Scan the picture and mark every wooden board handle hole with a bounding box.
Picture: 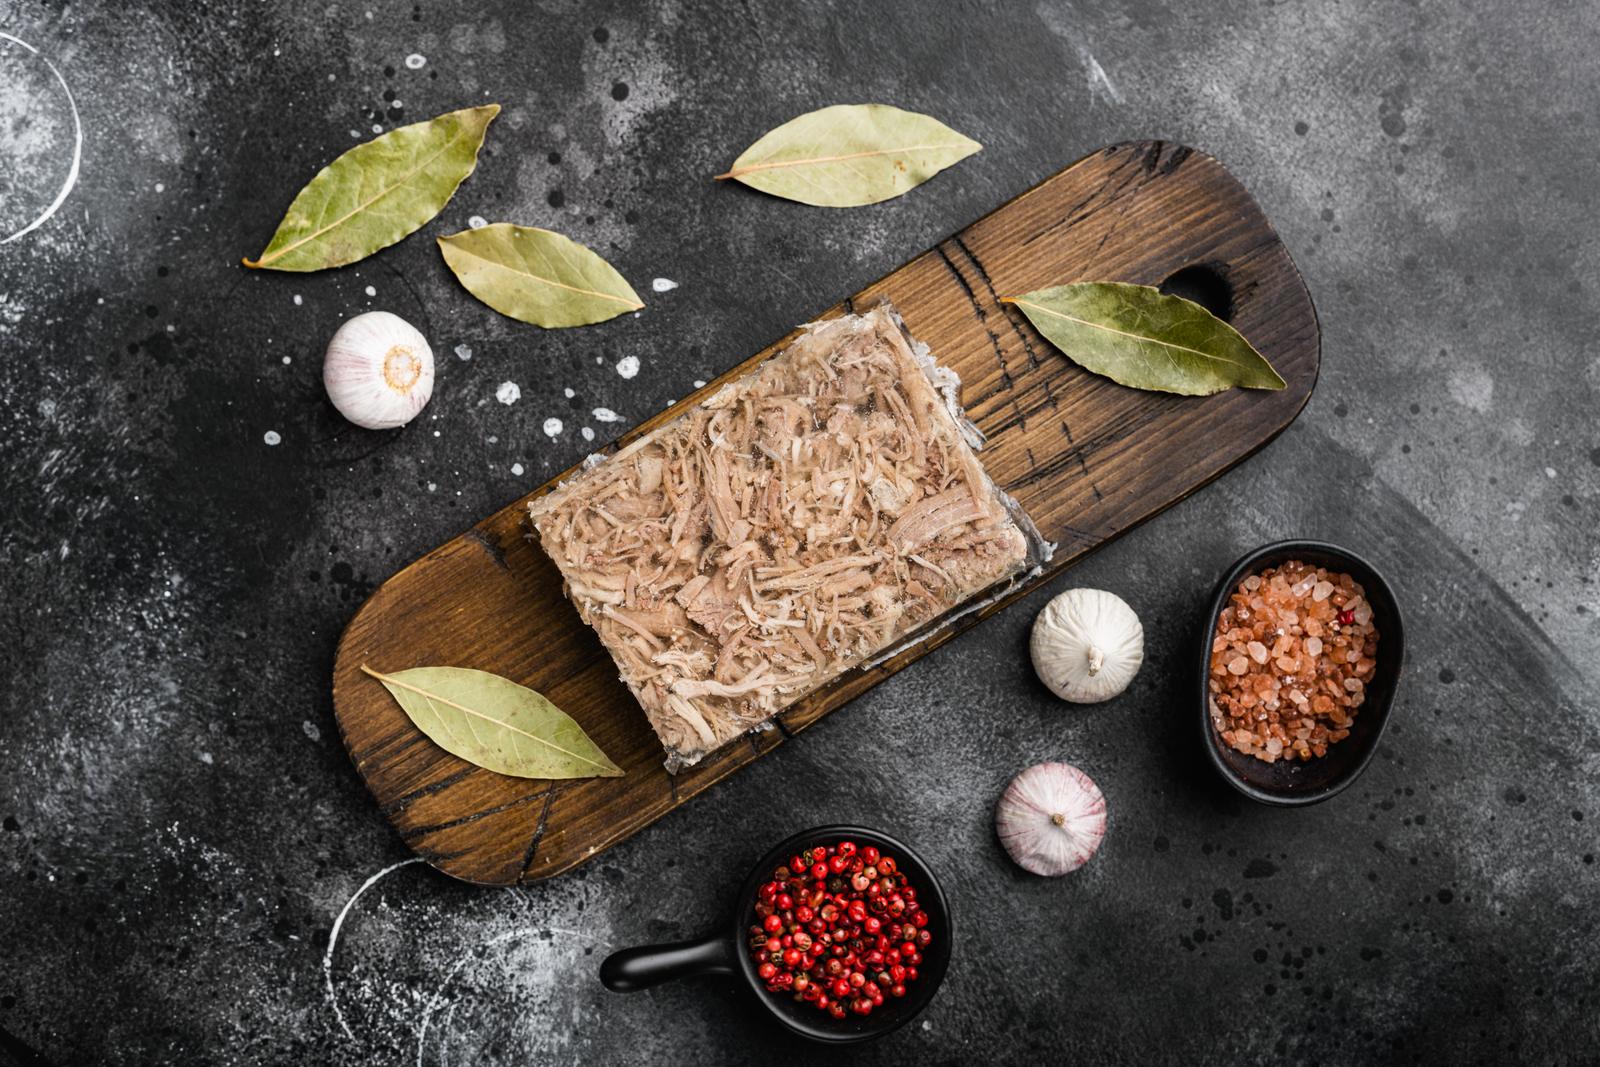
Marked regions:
[1159,263,1233,322]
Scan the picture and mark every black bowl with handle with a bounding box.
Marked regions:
[599,824,952,1044]
[1199,539,1405,806]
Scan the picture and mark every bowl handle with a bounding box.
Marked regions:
[599,932,736,993]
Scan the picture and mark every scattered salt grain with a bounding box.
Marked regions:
[581,427,595,441]
[592,407,621,423]
[468,215,488,229]
[651,277,679,292]
[543,417,563,438]
[511,462,524,476]
[496,381,521,405]
[364,285,377,297]
[615,355,640,379]
[405,53,426,69]
[454,344,473,361]
[263,430,281,446]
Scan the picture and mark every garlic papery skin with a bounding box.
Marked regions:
[996,762,1107,876]
[1030,587,1144,703]
[323,311,435,430]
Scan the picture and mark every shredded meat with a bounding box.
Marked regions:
[529,305,1033,771]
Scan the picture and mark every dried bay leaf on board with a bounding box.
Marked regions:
[715,103,981,207]
[437,223,644,327]
[362,665,624,779]
[243,104,499,272]
[1001,282,1286,396]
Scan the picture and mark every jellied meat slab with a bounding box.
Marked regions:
[529,305,1038,770]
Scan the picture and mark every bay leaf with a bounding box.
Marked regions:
[362,664,623,779]
[1001,282,1286,396]
[437,223,644,327]
[715,103,981,207]
[243,104,499,272]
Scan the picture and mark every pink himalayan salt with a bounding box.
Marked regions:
[1207,560,1380,764]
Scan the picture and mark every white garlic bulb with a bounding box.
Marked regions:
[1030,587,1144,703]
[323,311,435,429]
[995,762,1107,876]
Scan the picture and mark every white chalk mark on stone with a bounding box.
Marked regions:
[651,277,679,292]
[414,926,610,1067]
[325,856,426,1042]
[0,33,84,245]
[1078,49,1123,105]
[1032,6,1125,107]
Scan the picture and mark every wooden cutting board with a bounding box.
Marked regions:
[332,141,1320,885]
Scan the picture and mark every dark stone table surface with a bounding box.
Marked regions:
[3,1,1597,1063]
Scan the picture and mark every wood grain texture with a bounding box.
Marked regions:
[332,141,1320,885]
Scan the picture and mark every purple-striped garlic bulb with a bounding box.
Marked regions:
[323,311,434,430]
[995,762,1107,876]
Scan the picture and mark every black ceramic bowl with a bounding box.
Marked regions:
[1200,540,1405,805]
[599,824,952,1043]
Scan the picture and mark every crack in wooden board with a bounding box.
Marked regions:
[330,141,1321,885]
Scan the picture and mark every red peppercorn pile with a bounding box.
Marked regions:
[748,841,932,1019]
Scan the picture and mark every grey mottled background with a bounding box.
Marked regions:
[2,0,1597,1063]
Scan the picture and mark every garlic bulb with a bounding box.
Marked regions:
[323,311,435,429]
[995,762,1106,876]
[1030,587,1144,703]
